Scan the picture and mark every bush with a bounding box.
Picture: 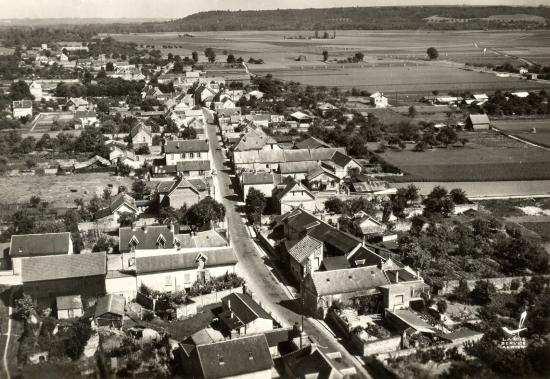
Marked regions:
[436,299,448,314]
[470,280,496,305]
[142,309,155,321]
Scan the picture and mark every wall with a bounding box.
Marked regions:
[241,318,274,335]
[24,275,106,307]
[137,265,235,292]
[351,334,402,357]
[438,275,540,295]
[189,286,243,308]
[105,275,137,302]
[169,188,200,209]
[243,183,274,199]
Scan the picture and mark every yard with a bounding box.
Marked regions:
[375,131,550,182]
[492,119,550,148]
[0,173,134,207]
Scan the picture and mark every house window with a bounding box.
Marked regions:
[395,295,404,305]
[165,275,172,287]
[184,273,191,283]
[189,153,194,158]
[199,170,204,175]
[181,153,185,158]
[68,309,74,318]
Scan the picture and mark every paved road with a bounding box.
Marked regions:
[205,123,371,378]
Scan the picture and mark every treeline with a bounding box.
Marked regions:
[469,90,550,116]
[55,77,146,98]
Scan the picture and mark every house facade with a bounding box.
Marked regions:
[165,139,210,165]
[12,100,33,119]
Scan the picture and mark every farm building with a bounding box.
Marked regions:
[12,100,32,119]
[94,192,139,223]
[241,172,277,199]
[94,294,125,328]
[219,293,274,336]
[152,177,203,209]
[131,123,153,147]
[10,232,73,275]
[56,295,83,319]
[466,114,491,130]
[369,92,388,108]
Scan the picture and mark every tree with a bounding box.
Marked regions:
[324,197,348,214]
[204,48,216,63]
[14,293,35,320]
[322,50,329,62]
[423,186,454,217]
[184,197,225,230]
[10,80,33,100]
[105,62,115,71]
[470,280,496,305]
[436,299,448,314]
[134,145,150,155]
[29,195,41,208]
[191,51,199,63]
[96,99,110,114]
[245,188,267,225]
[118,212,136,227]
[408,105,418,118]
[450,188,468,204]
[131,180,149,200]
[180,127,197,140]
[226,54,236,64]
[436,126,458,146]
[354,52,364,62]
[427,47,439,60]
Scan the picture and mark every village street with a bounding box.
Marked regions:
[205,122,372,378]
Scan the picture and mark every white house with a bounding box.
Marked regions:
[165,139,210,165]
[74,110,98,128]
[131,123,153,147]
[325,151,362,179]
[94,192,140,223]
[135,247,238,292]
[29,81,43,100]
[12,100,33,119]
[241,172,276,199]
[369,92,388,108]
[274,179,317,214]
[220,293,274,336]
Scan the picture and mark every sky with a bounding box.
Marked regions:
[0,0,547,19]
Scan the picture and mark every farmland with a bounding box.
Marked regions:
[108,29,550,96]
[374,131,550,182]
[492,119,550,148]
[0,173,133,207]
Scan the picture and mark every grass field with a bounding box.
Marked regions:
[376,131,550,181]
[0,173,134,207]
[109,30,550,92]
[492,119,550,148]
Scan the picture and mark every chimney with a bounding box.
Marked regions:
[396,271,399,283]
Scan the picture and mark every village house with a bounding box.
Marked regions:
[56,295,83,319]
[165,139,209,165]
[135,247,238,291]
[94,192,139,223]
[131,123,153,147]
[151,177,203,209]
[29,81,42,100]
[273,178,317,214]
[233,127,280,152]
[304,166,340,193]
[176,160,211,177]
[194,84,217,104]
[324,151,362,179]
[65,97,90,111]
[219,293,274,336]
[74,110,98,128]
[177,334,273,379]
[340,212,388,243]
[317,102,338,115]
[10,232,73,275]
[109,147,143,170]
[241,172,277,199]
[119,224,178,254]
[12,100,33,119]
[465,113,491,130]
[285,235,324,283]
[295,136,331,150]
[369,92,388,108]
[282,344,357,378]
[21,252,107,306]
[94,294,125,328]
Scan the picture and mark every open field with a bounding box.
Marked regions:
[0,173,133,207]
[492,119,550,148]
[375,131,550,182]
[108,30,550,95]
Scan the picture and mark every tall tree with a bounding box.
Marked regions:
[204,48,216,63]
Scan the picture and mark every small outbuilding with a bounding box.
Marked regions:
[465,114,491,130]
[56,295,83,319]
[94,294,125,328]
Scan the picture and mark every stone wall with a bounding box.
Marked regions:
[351,334,402,356]
[438,275,539,295]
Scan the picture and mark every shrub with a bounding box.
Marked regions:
[142,309,155,321]
[436,299,448,314]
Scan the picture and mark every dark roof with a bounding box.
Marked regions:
[295,137,330,150]
[119,225,176,251]
[222,293,272,324]
[130,123,151,138]
[386,269,417,283]
[286,235,322,264]
[10,232,71,258]
[321,256,350,271]
[94,294,125,318]
[283,345,345,379]
[12,100,32,109]
[331,151,352,168]
[135,247,238,274]
[165,139,209,154]
[176,160,211,172]
[21,252,106,283]
[241,172,274,185]
[95,193,137,219]
[195,335,273,379]
[56,295,82,310]
[187,178,208,192]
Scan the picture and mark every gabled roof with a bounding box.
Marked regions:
[221,293,272,325]
[321,256,350,271]
[234,128,277,152]
[130,123,152,138]
[290,111,312,121]
[279,161,319,174]
[306,166,340,182]
[194,335,273,379]
[295,136,331,150]
[310,148,346,161]
[74,110,97,118]
[119,225,176,251]
[10,232,71,258]
[309,266,390,296]
[95,192,137,219]
[286,235,322,264]
[467,113,490,124]
[135,247,238,274]
[165,139,209,154]
[21,252,106,283]
[12,100,32,109]
[94,294,125,317]
[284,149,312,162]
[331,151,353,168]
[68,97,88,106]
[275,179,315,201]
[283,344,350,379]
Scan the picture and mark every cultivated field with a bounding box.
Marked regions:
[0,173,133,207]
[375,131,550,182]
[492,119,550,148]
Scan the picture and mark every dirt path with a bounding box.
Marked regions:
[2,287,13,379]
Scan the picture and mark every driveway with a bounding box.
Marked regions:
[205,123,371,378]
